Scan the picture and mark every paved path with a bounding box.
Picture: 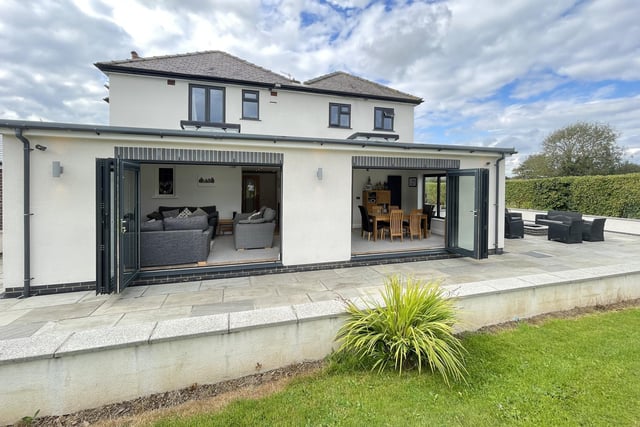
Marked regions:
[1,232,639,341]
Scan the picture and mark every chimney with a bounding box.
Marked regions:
[131,51,140,59]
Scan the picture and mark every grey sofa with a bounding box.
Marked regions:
[149,205,219,237]
[233,207,277,250]
[535,210,583,243]
[140,215,213,267]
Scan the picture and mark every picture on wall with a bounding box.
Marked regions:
[158,167,174,195]
[197,176,216,186]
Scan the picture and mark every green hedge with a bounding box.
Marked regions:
[506,173,640,218]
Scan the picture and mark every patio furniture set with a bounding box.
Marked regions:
[504,209,606,244]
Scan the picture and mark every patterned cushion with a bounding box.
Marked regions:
[248,211,261,220]
[177,208,192,218]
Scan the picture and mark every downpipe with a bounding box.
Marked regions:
[494,153,505,254]
[15,128,32,298]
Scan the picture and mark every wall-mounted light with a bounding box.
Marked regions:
[35,144,47,151]
[316,167,323,181]
[52,161,64,177]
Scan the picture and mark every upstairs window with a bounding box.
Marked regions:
[189,85,225,123]
[329,103,351,128]
[374,107,394,131]
[242,90,259,119]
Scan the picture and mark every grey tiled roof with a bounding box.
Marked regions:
[304,72,422,103]
[96,51,422,104]
[95,50,294,86]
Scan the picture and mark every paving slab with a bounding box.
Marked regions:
[116,306,192,326]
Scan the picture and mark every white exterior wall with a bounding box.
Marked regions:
[1,130,506,290]
[107,73,415,142]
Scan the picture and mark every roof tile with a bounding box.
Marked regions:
[96,51,422,103]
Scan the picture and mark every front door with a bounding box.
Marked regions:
[445,168,489,259]
[96,158,140,293]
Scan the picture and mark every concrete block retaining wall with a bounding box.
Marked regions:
[1,264,640,424]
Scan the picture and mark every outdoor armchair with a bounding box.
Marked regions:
[505,210,524,239]
[582,218,606,241]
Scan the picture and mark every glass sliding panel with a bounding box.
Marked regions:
[210,88,224,123]
[117,161,140,292]
[446,169,489,259]
[457,174,475,251]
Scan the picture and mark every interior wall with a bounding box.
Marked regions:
[351,169,424,227]
[140,164,242,220]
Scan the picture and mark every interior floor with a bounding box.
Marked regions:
[351,228,444,255]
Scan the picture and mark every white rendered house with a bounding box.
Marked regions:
[0,51,515,297]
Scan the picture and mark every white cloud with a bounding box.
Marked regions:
[0,0,639,174]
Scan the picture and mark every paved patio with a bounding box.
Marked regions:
[1,231,639,341]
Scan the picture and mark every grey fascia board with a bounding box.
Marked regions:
[0,119,517,156]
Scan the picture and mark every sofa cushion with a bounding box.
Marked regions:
[248,211,261,220]
[239,218,267,224]
[200,205,217,215]
[141,219,164,232]
[162,208,180,218]
[164,215,208,231]
[262,208,276,222]
[192,207,208,217]
[177,208,192,218]
[146,211,163,221]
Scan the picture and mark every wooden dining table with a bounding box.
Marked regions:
[368,211,428,241]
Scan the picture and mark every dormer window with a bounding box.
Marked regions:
[374,107,394,131]
[329,103,351,128]
[189,84,225,123]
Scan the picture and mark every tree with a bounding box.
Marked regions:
[514,122,624,178]
[512,153,553,179]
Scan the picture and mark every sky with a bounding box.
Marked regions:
[1,0,639,174]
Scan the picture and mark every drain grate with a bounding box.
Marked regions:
[524,251,552,258]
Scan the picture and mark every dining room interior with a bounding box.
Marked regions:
[351,168,446,256]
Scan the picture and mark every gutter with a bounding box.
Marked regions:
[495,153,505,254]
[0,120,518,156]
[14,128,31,298]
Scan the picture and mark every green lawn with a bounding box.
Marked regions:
[154,308,640,426]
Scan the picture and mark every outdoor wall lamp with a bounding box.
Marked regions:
[52,161,64,177]
[35,144,47,151]
[316,167,323,180]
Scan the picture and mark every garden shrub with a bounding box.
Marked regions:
[335,275,467,385]
[506,172,640,218]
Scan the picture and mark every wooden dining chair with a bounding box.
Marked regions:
[388,209,404,241]
[407,212,422,240]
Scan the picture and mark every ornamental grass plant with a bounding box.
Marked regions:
[335,275,467,385]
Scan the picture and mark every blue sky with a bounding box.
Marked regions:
[1,0,639,174]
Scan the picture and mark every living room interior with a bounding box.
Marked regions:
[139,163,282,270]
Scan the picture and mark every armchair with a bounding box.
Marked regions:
[582,218,606,242]
[233,207,277,250]
[536,210,583,243]
[505,210,524,239]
